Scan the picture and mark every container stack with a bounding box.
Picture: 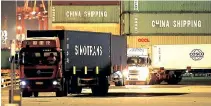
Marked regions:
[51,1,121,35]
[121,0,211,50]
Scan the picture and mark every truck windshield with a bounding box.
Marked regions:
[127,57,147,67]
[20,48,60,65]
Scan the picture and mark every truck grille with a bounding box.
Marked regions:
[129,78,138,80]
[24,69,54,78]
[29,80,53,89]
[129,70,139,74]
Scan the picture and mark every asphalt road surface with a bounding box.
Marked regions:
[2,78,211,106]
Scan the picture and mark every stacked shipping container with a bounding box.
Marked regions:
[51,1,121,35]
[121,0,211,48]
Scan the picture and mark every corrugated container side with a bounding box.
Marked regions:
[127,36,211,48]
[121,13,129,35]
[52,23,120,35]
[122,13,211,35]
[1,49,11,69]
[52,6,120,23]
[122,1,211,12]
[65,31,111,71]
[52,1,120,5]
[111,36,127,66]
[152,44,211,69]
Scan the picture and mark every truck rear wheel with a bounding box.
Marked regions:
[69,77,82,94]
[22,90,32,97]
[91,77,109,96]
[56,78,68,97]
[33,92,39,97]
[167,73,182,85]
[146,74,157,85]
[56,90,63,97]
[63,78,68,96]
[115,79,124,86]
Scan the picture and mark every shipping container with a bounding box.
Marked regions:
[152,44,211,69]
[1,49,11,69]
[121,0,211,13]
[52,5,120,23]
[52,1,120,5]
[27,30,127,75]
[122,13,211,35]
[127,35,211,48]
[52,23,120,35]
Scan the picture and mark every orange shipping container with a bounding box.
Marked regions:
[52,23,120,35]
[127,35,211,48]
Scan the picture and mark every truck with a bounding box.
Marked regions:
[148,44,211,85]
[124,48,151,85]
[13,30,127,97]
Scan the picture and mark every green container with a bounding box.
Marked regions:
[121,0,211,12]
[52,5,120,23]
[1,49,11,69]
[122,13,211,35]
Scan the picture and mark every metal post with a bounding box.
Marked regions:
[10,40,15,103]
[9,40,22,105]
[48,0,52,30]
[13,59,16,90]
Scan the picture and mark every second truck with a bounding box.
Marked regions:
[14,30,127,97]
[148,44,211,85]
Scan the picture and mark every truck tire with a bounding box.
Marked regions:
[22,90,32,97]
[69,77,82,94]
[56,90,63,97]
[167,79,179,85]
[63,78,68,96]
[56,79,68,97]
[115,79,124,86]
[33,92,39,97]
[70,86,82,94]
[167,73,181,85]
[147,74,157,85]
[91,77,109,96]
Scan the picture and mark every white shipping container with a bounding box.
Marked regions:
[152,44,211,70]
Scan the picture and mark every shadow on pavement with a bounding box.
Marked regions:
[25,93,189,98]
[71,92,189,98]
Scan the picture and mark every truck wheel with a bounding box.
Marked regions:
[63,78,68,96]
[167,74,181,85]
[91,78,109,96]
[70,86,82,94]
[22,90,32,97]
[147,74,157,85]
[167,79,179,85]
[56,78,68,97]
[167,78,180,84]
[115,79,124,86]
[33,92,39,97]
[69,77,82,94]
[56,90,63,97]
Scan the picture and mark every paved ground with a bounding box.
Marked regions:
[2,78,211,106]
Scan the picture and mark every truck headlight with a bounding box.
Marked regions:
[123,69,129,77]
[1,78,4,83]
[52,81,58,85]
[20,81,26,86]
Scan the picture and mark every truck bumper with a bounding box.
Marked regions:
[125,80,146,85]
[20,79,62,92]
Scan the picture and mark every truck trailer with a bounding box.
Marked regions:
[148,44,211,84]
[14,30,127,97]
